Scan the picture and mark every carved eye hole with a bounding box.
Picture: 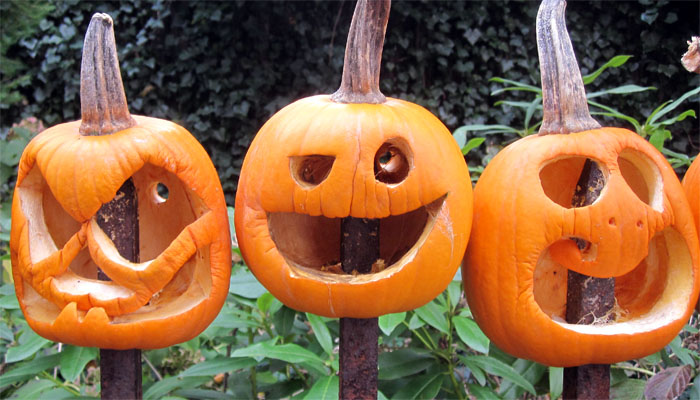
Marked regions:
[375,139,412,184]
[290,155,335,188]
[618,149,663,212]
[539,156,606,208]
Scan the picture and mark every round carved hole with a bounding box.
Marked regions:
[290,155,335,189]
[375,139,412,184]
[152,182,170,203]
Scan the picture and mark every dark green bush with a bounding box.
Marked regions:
[1,0,698,203]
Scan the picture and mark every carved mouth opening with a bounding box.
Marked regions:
[533,227,692,332]
[267,195,446,276]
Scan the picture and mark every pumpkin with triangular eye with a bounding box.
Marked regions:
[10,14,230,350]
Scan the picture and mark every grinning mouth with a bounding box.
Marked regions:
[267,195,447,278]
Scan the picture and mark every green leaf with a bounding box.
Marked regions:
[549,367,563,400]
[0,354,61,387]
[378,348,433,380]
[460,355,536,395]
[461,137,485,156]
[306,313,333,357]
[657,109,696,127]
[407,313,425,330]
[229,268,267,298]
[392,371,444,400]
[208,308,258,330]
[144,376,210,400]
[172,388,231,400]
[257,292,280,314]
[453,316,489,354]
[5,330,51,363]
[413,301,449,334]
[0,294,20,309]
[668,337,695,366]
[179,357,257,377]
[0,321,14,341]
[581,55,632,85]
[454,124,521,136]
[647,86,700,125]
[59,345,97,382]
[273,306,297,336]
[303,375,338,400]
[610,378,646,400]
[648,129,671,151]
[378,312,406,336]
[452,126,467,148]
[499,359,545,399]
[467,384,500,399]
[586,84,655,99]
[231,340,326,373]
[7,379,59,399]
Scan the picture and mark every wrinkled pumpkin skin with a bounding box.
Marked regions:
[463,128,699,367]
[682,156,700,311]
[235,95,472,318]
[11,116,231,349]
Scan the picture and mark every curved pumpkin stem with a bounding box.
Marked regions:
[330,0,390,104]
[79,13,136,136]
[536,0,600,135]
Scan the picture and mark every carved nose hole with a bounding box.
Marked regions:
[540,157,606,208]
[375,139,412,184]
[609,218,616,226]
[290,155,335,189]
[152,182,169,203]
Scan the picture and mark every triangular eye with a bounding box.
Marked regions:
[290,155,335,188]
[18,166,83,267]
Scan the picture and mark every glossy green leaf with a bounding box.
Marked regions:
[378,349,433,380]
[231,339,325,373]
[549,366,563,400]
[303,375,338,400]
[453,316,489,354]
[414,301,449,334]
[144,376,210,400]
[461,355,535,395]
[499,359,545,399]
[461,137,485,156]
[392,371,443,400]
[229,268,267,298]
[0,354,61,387]
[582,55,632,84]
[610,378,645,400]
[179,357,257,377]
[7,379,60,399]
[467,383,500,400]
[306,313,333,357]
[378,312,406,337]
[59,345,97,382]
[5,330,51,363]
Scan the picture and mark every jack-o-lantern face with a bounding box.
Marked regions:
[682,156,700,311]
[10,116,231,349]
[463,128,700,367]
[235,95,472,318]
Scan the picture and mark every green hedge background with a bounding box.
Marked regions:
[2,0,698,203]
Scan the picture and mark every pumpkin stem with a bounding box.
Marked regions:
[330,0,390,104]
[79,13,136,136]
[536,0,600,135]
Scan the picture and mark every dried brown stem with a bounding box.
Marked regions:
[331,0,390,104]
[536,0,600,135]
[79,13,136,136]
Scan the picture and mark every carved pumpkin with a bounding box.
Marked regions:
[10,15,230,349]
[462,0,699,367]
[682,156,700,312]
[234,0,472,318]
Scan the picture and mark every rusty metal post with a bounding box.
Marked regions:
[96,179,142,400]
[339,217,379,399]
[562,161,613,400]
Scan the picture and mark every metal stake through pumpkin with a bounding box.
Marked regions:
[537,0,611,397]
[80,14,141,400]
[333,1,390,398]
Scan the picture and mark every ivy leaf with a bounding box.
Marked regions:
[644,365,692,400]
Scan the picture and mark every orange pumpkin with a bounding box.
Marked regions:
[682,156,700,311]
[234,0,472,318]
[10,14,230,349]
[462,0,699,367]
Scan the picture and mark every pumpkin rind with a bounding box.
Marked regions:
[235,95,472,318]
[10,116,231,349]
[463,127,700,367]
[682,156,700,311]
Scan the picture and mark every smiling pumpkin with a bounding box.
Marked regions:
[234,95,472,318]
